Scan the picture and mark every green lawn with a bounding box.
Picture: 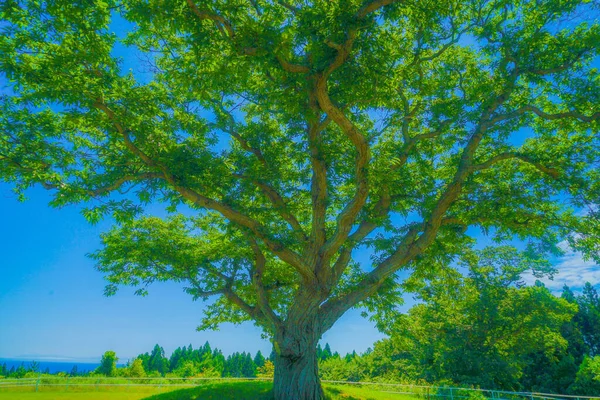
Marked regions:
[0,381,418,400]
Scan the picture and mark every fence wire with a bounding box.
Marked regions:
[0,376,598,400]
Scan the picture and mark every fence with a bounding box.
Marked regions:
[1,376,599,400]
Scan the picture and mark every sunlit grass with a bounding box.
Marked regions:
[0,384,181,399]
[0,380,420,399]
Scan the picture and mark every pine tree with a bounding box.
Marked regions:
[148,344,168,375]
[169,347,182,372]
[254,351,266,368]
[578,283,600,356]
[321,344,333,361]
[242,352,257,377]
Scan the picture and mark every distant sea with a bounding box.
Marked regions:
[0,358,113,374]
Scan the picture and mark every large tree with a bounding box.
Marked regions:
[1,0,599,398]
[372,247,578,390]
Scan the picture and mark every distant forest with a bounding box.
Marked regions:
[2,282,599,396]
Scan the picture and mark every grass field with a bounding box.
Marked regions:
[0,380,418,399]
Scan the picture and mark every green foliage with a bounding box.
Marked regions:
[97,351,118,377]
[1,0,599,336]
[570,356,600,395]
[578,283,600,356]
[2,1,600,395]
[253,351,266,368]
[257,360,275,378]
[124,358,146,378]
[374,247,578,390]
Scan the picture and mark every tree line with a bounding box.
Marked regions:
[2,277,599,395]
[0,342,338,380]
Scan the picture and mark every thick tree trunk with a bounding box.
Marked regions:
[272,335,324,400]
[272,292,325,400]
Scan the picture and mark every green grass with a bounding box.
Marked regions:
[0,385,182,399]
[0,381,419,400]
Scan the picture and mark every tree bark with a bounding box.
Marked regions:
[272,294,325,400]
[272,333,324,400]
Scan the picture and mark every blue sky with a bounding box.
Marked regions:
[0,12,390,363]
[1,184,597,363]
[1,9,599,364]
[0,184,390,361]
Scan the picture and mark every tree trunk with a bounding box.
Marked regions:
[272,294,325,400]
[272,335,324,400]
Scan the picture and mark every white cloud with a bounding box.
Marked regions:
[522,243,600,291]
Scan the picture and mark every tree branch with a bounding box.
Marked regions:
[314,75,370,264]
[186,0,235,38]
[248,236,283,330]
[233,173,308,242]
[307,106,329,257]
[93,101,314,282]
[471,152,561,179]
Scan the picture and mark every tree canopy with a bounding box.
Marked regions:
[375,247,577,390]
[1,0,599,398]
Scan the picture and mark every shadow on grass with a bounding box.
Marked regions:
[143,381,274,400]
[142,380,368,400]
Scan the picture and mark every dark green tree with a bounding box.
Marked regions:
[376,247,578,390]
[578,283,600,356]
[519,285,584,393]
[321,344,333,361]
[2,0,600,398]
[254,351,266,368]
[570,356,600,395]
[27,361,39,373]
[147,344,168,375]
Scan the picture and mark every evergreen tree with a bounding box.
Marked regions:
[148,344,168,375]
[578,283,600,356]
[70,365,78,377]
[27,361,39,373]
[202,341,212,356]
[14,364,26,379]
[254,351,266,368]
[242,352,257,377]
[169,347,183,372]
[0,363,6,376]
[321,344,333,361]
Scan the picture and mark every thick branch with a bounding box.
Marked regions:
[186,0,234,38]
[307,107,329,256]
[357,0,401,18]
[315,76,370,264]
[93,101,314,281]
[248,237,283,330]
